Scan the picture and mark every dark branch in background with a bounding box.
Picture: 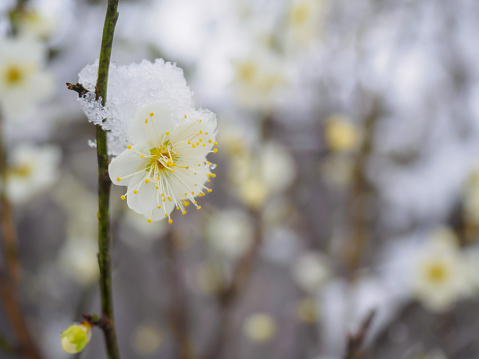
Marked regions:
[164,228,195,359]
[203,210,263,359]
[343,310,376,359]
[0,112,44,359]
[345,98,382,278]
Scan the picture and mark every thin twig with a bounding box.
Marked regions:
[343,310,376,359]
[165,228,195,359]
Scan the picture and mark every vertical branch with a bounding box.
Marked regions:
[203,210,263,359]
[164,228,195,359]
[95,1,120,358]
[344,100,381,278]
[0,123,43,359]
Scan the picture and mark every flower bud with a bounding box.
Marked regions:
[61,322,92,354]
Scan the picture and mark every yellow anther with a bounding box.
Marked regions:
[116,177,121,182]
[156,186,159,189]
[166,131,170,135]
[128,145,132,149]
[207,173,211,177]
[182,211,186,215]
[200,130,203,134]
[145,178,150,183]
[134,190,138,194]
[183,201,190,207]
[191,192,195,195]
[194,201,197,204]
[194,184,197,186]
[211,174,216,178]
[140,155,145,158]
[208,189,212,192]
[121,195,126,200]
[165,214,168,217]
[208,140,212,143]
[184,114,187,118]
[176,206,179,210]
[168,197,172,201]
[203,144,206,147]
[148,219,152,223]
[213,148,218,153]
[207,180,211,183]
[188,141,191,144]
[171,169,175,173]
[199,120,202,123]
[214,142,217,145]
[184,193,187,196]
[207,162,211,165]
[158,205,162,209]
[162,198,166,202]
[199,139,203,142]
[168,219,173,224]
[197,206,201,210]
[150,112,154,116]
[198,164,201,167]
[205,132,208,135]
[145,119,148,123]
[194,173,197,175]
[161,194,165,197]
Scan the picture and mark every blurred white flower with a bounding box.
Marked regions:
[243,313,277,343]
[5,143,61,204]
[229,139,296,209]
[207,208,253,259]
[324,115,360,153]
[411,227,468,312]
[109,102,217,223]
[0,37,54,121]
[285,0,327,54]
[292,251,330,294]
[231,46,287,112]
[16,0,73,42]
[131,324,163,356]
[58,237,99,286]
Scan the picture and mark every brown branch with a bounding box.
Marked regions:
[164,228,195,359]
[202,210,263,359]
[66,83,90,97]
[0,115,43,359]
[344,99,382,278]
[343,310,376,359]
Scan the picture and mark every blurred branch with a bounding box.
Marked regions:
[203,210,263,359]
[344,99,382,278]
[343,310,376,359]
[164,228,195,359]
[0,117,43,359]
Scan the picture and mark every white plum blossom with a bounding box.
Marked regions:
[77,59,218,222]
[4,143,61,204]
[109,102,217,223]
[292,251,330,294]
[0,37,54,121]
[410,228,469,312]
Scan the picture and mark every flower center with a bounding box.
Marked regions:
[9,164,32,178]
[427,262,447,283]
[6,66,23,85]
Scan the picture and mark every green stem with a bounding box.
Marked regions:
[95,1,120,359]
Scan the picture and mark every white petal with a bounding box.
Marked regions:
[109,144,150,186]
[126,172,156,214]
[129,103,177,144]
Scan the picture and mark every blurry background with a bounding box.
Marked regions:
[1,0,479,358]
